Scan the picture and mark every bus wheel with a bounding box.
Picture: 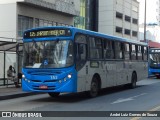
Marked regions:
[88,77,99,97]
[156,75,160,79]
[48,92,60,97]
[129,72,137,89]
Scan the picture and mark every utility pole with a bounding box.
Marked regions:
[144,0,147,43]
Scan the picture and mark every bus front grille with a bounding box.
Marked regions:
[31,80,57,83]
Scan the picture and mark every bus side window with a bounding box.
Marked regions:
[75,34,87,71]
[115,41,123,59]
[131,44,136,60]
[89,37,102,59]
[76,44,86,60]
[104,39,114,59]
[143,46,148,61]
[124,43,130,60]
[137,46,142,60]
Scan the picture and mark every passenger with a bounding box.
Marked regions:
[7,65,20,88]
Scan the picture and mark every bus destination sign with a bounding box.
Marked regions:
[24,29,72,38]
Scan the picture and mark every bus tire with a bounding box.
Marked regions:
[88,77,99,97]
[48,92,60,97]
[129,72,137,89]
[156,75,160,79]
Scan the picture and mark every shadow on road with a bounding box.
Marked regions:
[29,84,145,103]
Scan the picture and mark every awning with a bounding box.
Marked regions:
[0,38,23,52]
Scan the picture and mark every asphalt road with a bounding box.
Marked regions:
[1,78,160,120]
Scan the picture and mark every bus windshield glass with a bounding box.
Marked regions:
[23,40,74,68]
[149,53,160,68]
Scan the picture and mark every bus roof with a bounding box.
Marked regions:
[24,26,147,46]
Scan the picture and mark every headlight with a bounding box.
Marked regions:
[62,73,72,83]
[22,74,25,78]
[67,74,72,79]
[59,80,62,83]
[24,78,30,83]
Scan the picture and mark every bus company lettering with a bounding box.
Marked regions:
[29,30,65,37]
[105,64,117,71]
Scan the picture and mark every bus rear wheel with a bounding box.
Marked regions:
[156,75,160,79]
[88,77,99,97]
[129,72,137,89]
[48,92,60,97]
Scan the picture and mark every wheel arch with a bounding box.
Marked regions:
[93,73,101,90]
[132,71,137,82]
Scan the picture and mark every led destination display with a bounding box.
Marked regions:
[24,29,72,38]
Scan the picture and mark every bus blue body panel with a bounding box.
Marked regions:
[149,68,160,76]
[22,66,77,93]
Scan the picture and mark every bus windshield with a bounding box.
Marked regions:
[23,40,74,68]
[149,53,160,68]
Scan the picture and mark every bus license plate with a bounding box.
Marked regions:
[39,85,48,89]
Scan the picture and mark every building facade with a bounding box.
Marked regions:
[99,0,139,40]
[0,0,79,81]
[74,0,98,31]
[0,0,79,39]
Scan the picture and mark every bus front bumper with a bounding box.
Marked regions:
[22,79,77,93]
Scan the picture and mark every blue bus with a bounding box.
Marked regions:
[22,26,148,97]
[149,48,160,78]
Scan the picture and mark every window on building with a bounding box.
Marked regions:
[57,23,62,26]
[35,18,58,27]
[132,18,138,24]
[116,26,123,34]
[132,31,138,37]
[125,29,131,35]
[132,6,138,12]
[48,21,53,26]
[125,15,131,22]
[39,19,44,27]
[35,18,39,28]
[116,12,123,19]
[44,20,49,26]
[18,15,33,37]
[61,23,65,26]
[53,22,57,26]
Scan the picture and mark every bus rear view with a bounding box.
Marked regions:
[22,27,76,97]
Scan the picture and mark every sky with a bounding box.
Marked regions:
[138,0,159,24]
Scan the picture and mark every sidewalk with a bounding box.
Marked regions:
[0,85,39,100]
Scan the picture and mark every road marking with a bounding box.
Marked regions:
[130,105,160,120]
[111,93,147,104]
